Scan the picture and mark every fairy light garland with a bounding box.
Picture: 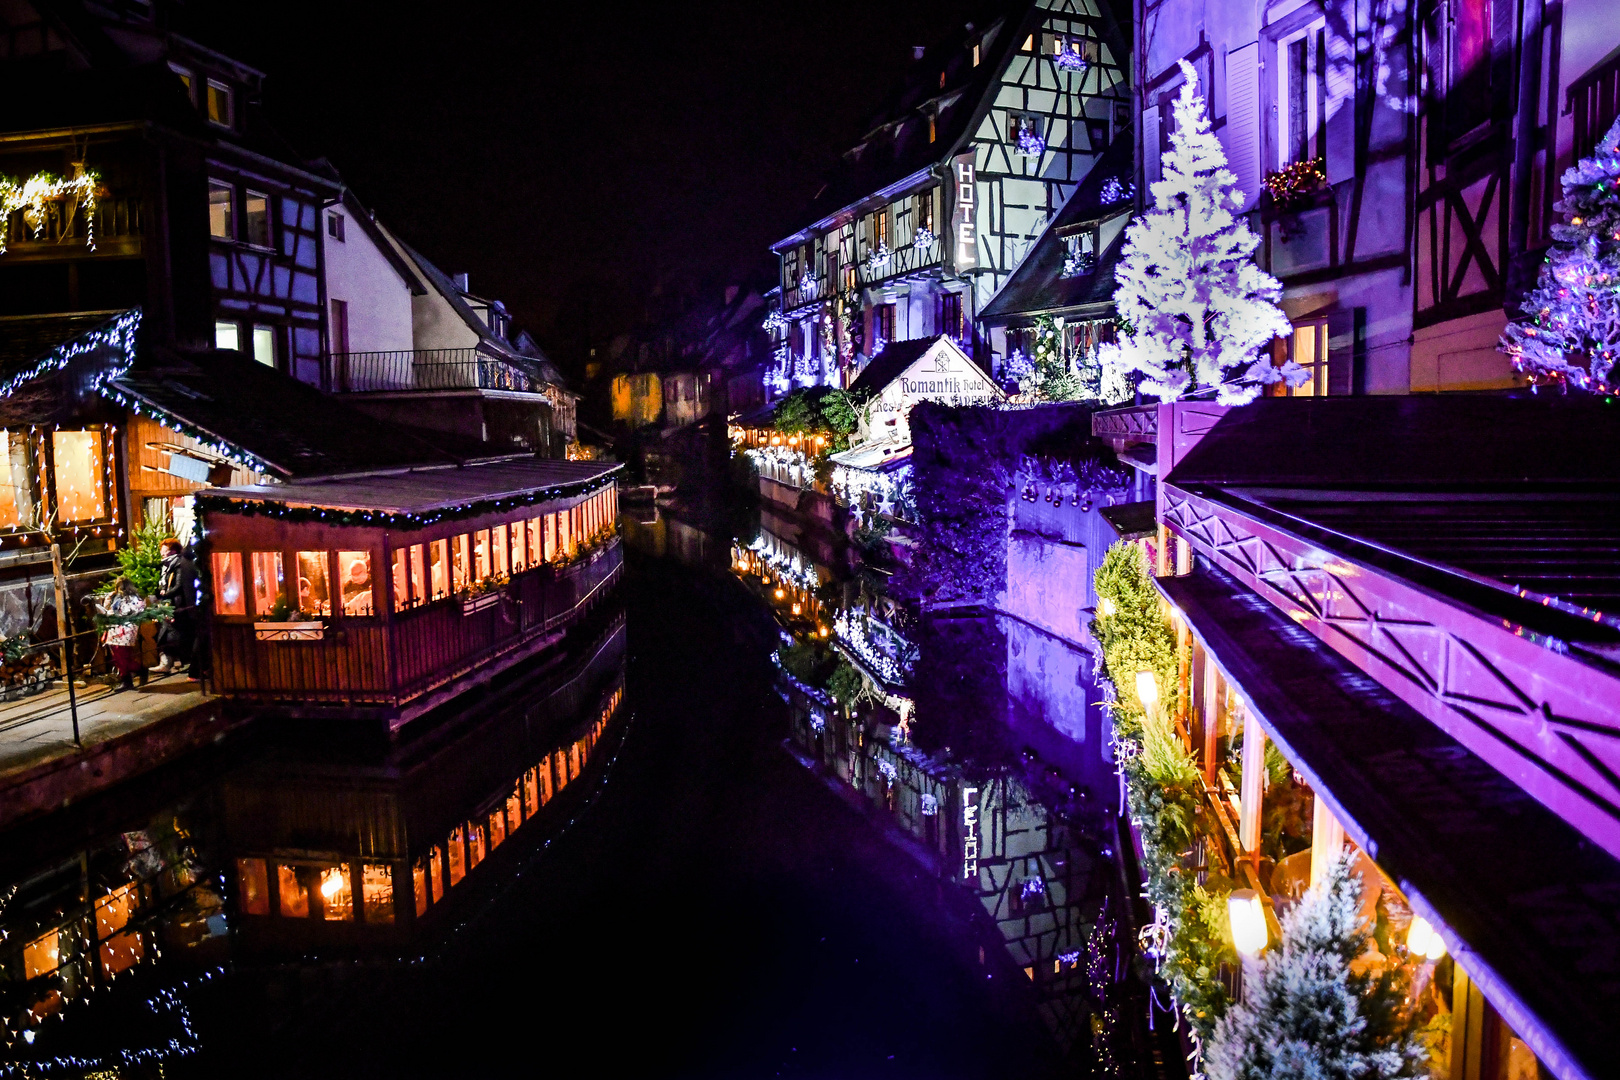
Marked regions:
[0,308,140,398]
[196,471,620,531]
[0,166,101,255]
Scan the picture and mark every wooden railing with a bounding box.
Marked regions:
[1091,403,1158,450]
[856,235,943,288]
[1570,50,1620,162]
[3,196,142,257]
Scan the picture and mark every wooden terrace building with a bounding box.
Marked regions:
[201,458,621,729]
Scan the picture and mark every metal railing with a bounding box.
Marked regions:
[326,348,542,394]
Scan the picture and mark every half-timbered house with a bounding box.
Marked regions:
[769,0,1132,390]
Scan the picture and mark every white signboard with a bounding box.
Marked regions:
[861,338,1005,444]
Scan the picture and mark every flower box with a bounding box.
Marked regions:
[460,592,500,615]
[254,620,324,642]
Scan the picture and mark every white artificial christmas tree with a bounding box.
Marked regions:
[1098,61,1300,404]
[1203,852,1426,1080]
[1500,116,1620,390]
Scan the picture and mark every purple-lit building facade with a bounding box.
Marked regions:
[766,0,1133,393]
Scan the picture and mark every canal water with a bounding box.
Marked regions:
[0,509,1163,1079]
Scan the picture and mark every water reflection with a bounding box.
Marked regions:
[0,610,628,1072]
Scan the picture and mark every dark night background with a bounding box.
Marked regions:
[183,0,982,378]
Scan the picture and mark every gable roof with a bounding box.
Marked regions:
[849,335,996,396]
[336,189,426,295]
[979,125,1135,323]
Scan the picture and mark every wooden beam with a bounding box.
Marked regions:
[1239,711,1265,858]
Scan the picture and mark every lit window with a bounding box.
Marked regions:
[23,930,60,979]
[169,63,193,100]
[237,858,269,916]
[488,809,505,848]
[467,822,486,867]
[429,846,444,901]
[510,520,527,572]
[95,883,137,938]
[296,551,331,616]
[1022,33,1034,51]
[205,79,232,127]
[278,865,309,918]
[473,529,490,581]
[409,544,426,605]
[215,320,240,351]
[429,539,449,600]
[1277,21,1327,167]
[972,43,981,66]
[451,534,470,591]
[391,548,409,612]
[212,552,246,615]
[1283,322,1329,396]
[99,930,143,978]
[208,180,233,238]
[0,431,37,530]
[250,551,284,616]
[490,526,507,576]
[50,429,106,523]
[362,864,394,924]
[928,113,936,143]
[506,789,523,831]
[338,551,373,615]
[318,866,352,921]
[413,858,429,917]
[251,325,275,367]
[447,827,465,885]
[243,190,270,247]
[327,212,346,241]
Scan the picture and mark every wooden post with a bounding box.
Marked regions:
[1203,652,1221,786]
[50,541,81,745]
[1310,796,1347,887]
[1175,619,1192,750]
[1239,711,1265,860]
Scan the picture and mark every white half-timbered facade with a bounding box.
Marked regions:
[769,0,1131,391]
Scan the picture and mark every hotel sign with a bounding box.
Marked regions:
[950,151,976,271]
[962,785,980,882]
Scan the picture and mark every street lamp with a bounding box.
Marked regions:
[1135,670,1159,716]
[1228,889,1268,956]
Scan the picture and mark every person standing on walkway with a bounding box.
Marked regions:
[154,538,198,676]
[99,577,146,692]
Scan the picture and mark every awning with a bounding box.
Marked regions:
[828,439,912,473]
[1099,500,1156,541]
[1157,562,1619,1080]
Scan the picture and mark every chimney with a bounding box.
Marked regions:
[452,272,469,292]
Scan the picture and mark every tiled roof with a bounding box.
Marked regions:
[209,458,621,515]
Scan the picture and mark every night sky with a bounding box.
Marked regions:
[187,0,982,373]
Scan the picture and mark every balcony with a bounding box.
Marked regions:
[856,234,943,288]
[2,196,143,260]
[326,348,542,395]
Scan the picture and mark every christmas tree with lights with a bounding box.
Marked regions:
[1097,60,1297,404]
[1502,117,1620,391]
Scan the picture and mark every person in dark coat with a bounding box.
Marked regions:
[154,538,199,676]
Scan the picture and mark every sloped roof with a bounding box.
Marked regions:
[208,458,620,515]
[0,311,129,371]
[979,125,1135,323]
[848,337,948,395]
[107,348,503,479]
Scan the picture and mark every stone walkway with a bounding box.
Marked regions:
[0,673,211,785]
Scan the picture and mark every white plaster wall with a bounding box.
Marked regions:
[1410,309,1520,393]
[323,211,415,354]
[1005,532,1091,648]
[412,288,481,352]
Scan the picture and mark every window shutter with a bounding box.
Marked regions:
[1143,105,1162,186]
[1221,42,1261,211]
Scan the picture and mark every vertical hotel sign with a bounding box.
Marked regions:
[950,151,976,272]
[962,785,980,882]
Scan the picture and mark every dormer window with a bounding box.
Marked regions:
[206,79,233,128]
[327,212,346,241]
[169,63,194,102]
[972,43,981,66]
[1008,112,1046,157]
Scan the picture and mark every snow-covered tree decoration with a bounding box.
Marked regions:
[1098,61,1299,404]
[1203,852,1426,1080]
[1501,117,1620,390]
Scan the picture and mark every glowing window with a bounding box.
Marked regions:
[429,539,449,600]
[23,929,60,979]
[527,517,542,566]
[362,864,394,924]
[447,828,465,885]
[429,845,444,901]
[510,521,527,572]
[467,823,486,868]
[214,319,239,351]
[409,544,427,604]
[473,529,490,581]
[212,552,246,616]
[507,789,523,832]
[451,535,470,591]
[413,859,429,917]
[237,858,269,916]
[488,809,505,849]
[243,190,271,247]
[95,883,137,938]
[337,550,373,615]
[250,551,284,616]
[542,515,556,562]
[318,866,352,921]
[205,79,232,126]
[251,325,276,367]
[296,551,331,616]
[98,930,143,978]
[391,548,410,612]
[208,180,233,238]
[51,429,106,523]
[0,431,36,530]
[490,526,507,577]
[278,865,309,918]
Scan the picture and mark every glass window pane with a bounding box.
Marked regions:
[391,548,409,612]
[467,823,485,868]
[429,845,444,901]
[23,930,60,979]
[318,866,352,922]
[409,544,426,604]
[447,828,465,885]
[215,320,239,351]
[206,80,231,125]
[213,552,246,616]
[237,858,269,916]
[337,551,373,615]
[543,515,556,561]
[363,864,394,924]
[488,809,505,849]
[429,539,449,600]
[509,521,525,572]
[95,883,137,938]
[208,181,233,238]
[51,429,106,523]
[473,529,490,581]
[296,551,331,616]
[251,325,275,366]
[506,789,523,831]
[250,551,285,617]
[413,859,429,917]
[0,431,35,530]
[278,865,309,918]
[491,526,507,577]
[244,191,270,247]
[451,535,470,591]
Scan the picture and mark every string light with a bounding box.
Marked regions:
[0,165,100,255]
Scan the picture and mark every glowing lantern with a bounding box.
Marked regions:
[774,588,785,600]
[1100,597,1117,617]
[1228,889,1268,956]
[1135,670,1159,716]
[1406,916,1447,960]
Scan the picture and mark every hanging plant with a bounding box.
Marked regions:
[0,165,102,254]
[1262,158,1328,212]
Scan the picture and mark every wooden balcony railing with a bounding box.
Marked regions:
[856,235,943,288]
[1091,403,1158,450]
[1570,50,1620,162]
[326,348,541,394]
[3,196,142,257]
